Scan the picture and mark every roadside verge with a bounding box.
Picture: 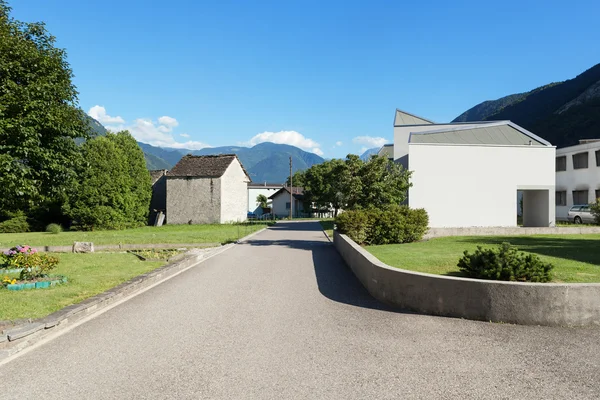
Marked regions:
[0,226,268,360]
[334,230,600,327]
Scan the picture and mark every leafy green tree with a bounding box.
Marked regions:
[285,170,306,187]
[256,194,268,208]
[0,2,89,220]
[64,131,151,230]
[301,155,412,215]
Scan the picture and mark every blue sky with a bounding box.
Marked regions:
[11,0,600,158]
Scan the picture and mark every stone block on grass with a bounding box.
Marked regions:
[73,242,94,253]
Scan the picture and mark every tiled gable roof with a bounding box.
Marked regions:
[269,186,304,200]
[168,154,250,179]
[149,169,167,185]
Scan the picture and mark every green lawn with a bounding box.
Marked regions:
[0,252,165,321]
[0,222,272,248]
[367,234,600,283]
[319,220,334,239]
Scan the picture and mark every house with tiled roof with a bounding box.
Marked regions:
[166,154,251,224]
[269,187,306,218]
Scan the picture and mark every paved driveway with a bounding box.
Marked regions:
[1,221,599,399]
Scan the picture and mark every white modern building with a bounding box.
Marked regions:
[555,139,600,220]
[247,182,282,215]
[388,109,556,228]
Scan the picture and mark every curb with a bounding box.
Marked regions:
[0,242,222,254]
[0,226,270,361]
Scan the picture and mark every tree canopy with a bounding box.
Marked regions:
[0,1,89,220]
[64,131,151,230]
[296,154,412,215]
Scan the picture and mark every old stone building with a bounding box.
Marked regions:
[149,169,168,224]
[166,154,251,224]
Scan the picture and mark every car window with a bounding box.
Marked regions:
[570,206,581,211]
[582,206,590,212]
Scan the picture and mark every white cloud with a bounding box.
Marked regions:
[93,105,209,150]
[247,130,323,156]
[352,136,388,149]
[158,116,178,128]
[335,141,343,147]
[88,105,125,124]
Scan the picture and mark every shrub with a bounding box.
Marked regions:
[336,206,429,245]
[590,199,600,225]
[46,223,63,234]
[0,215,30,233]
[457,242,553,282]
[1,245,59,281]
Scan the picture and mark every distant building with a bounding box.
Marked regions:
[555,139,600,220]
[269,187,306,218]
[392,109,556,228]
[247,182,282,215]
[166,154,251,224]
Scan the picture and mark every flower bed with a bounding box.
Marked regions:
[6,275,67,291]
[1,245,65,290]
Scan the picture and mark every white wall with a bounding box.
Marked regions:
[409,144,556,228]
[556,142,600,220]
[220,158,250,223]
[248,187,280,213]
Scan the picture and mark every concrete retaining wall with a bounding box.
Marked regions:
[424,226,600,239]
[334,231,600,326]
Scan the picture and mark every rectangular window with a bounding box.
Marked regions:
[596,150,600,167]
[555,191,567,206]
[572,152,589,169]
[285,202,290,210]
[573,190,589,205]
[596,189,600,201]
[555,156,566,171]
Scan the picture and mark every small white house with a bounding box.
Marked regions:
[555,139,600,220]
[390,109,556,228]
[166,154,251,224]
[269,187,305,218]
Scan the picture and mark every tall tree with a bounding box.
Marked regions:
[0,1,89,220]
[64,132,151,230]
[301,155,412,215]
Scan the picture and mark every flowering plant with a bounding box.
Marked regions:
[1,245,58,281]
[2,276,17,287]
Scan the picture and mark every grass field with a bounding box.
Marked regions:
[319,220,334,239]
[0,252,165,321]
[0,222,272,248]
[367,234,600,283]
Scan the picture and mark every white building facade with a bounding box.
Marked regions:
[392,110,556,228]
[555,140,600,220]
[247,183,281,215]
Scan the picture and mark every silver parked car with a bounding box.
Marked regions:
[568,205,595,224]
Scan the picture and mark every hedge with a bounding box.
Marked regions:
[335,205,428,245]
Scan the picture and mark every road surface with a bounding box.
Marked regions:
[1,221,599,399]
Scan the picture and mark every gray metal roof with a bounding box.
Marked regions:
[409,122,552,146]
[394,109,434,126]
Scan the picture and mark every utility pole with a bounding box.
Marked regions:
[289,156,293,219]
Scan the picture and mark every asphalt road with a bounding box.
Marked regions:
[1,221,599,399]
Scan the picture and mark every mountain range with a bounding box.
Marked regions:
[85,118,324,183]
[454,63,600,148]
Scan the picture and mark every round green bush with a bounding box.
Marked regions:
[0,216,30,233]
[46,223,63,234]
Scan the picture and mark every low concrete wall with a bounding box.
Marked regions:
[424,226,600,239]
[334,231,600,327]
